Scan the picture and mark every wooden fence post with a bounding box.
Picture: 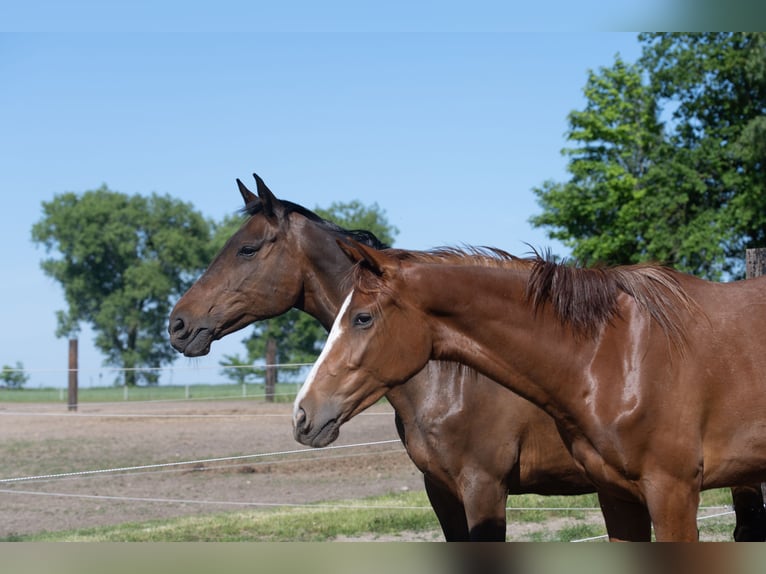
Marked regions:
[746,249,766,280]
[265,337,277,403]
[745,249,766,514]
[68,338,78,412]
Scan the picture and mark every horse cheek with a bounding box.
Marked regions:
[391,311,433,385]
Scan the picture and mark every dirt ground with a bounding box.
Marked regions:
[0,399,425,539]
[0,399,736,542]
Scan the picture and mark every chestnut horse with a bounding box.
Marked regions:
[293,239,766,541]
[169,175,763,541]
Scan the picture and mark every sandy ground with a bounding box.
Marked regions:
[0,399,424,539]
[0,399,735,541]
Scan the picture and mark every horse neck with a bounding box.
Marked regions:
[410,263,592,410]
[292,218,358,331]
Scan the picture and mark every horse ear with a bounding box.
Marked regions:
[236,178,257,206]
[253,173,279,217]
[336,239,396,277]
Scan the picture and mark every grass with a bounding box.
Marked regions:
[3,488,737,542]
[5,490,442,542]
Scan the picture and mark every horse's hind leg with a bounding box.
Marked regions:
[732,483,766,541]
[423,476,470,541]
[597,491,651,541]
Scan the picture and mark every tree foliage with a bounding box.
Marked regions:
[218,353,262,386]
[532,33,766,279]
[31,186,213,385]
[1,362,29,389]
[313,200,398,247]
[531,56,663,267]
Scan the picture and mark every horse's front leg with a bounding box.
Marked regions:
[642,474,701,542]
[460,472,508,541]
[423,475,471,541]
[597,491,651,541]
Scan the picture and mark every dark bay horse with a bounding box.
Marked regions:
[169,175,763,541]
[293,239,766,541]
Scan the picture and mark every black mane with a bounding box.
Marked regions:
[241,199,389,250]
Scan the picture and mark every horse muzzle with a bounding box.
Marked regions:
[292,406,341,448]
[168,314,214,357]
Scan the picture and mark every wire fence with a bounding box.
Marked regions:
[0,439,404,484]
[0,434,736,541]
[0,362,315,405]
[1,361,313,386]
[0,363,740,541]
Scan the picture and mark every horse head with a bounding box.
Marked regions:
[292,240,433,447]
[168,174,303,356]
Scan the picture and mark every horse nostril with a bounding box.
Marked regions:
[294,407,307,432]
[171,317,185,335]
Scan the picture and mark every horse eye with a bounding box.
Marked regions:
[237,245,259,257]
[353,312,373,328]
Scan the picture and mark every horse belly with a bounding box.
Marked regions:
[696,344,766,487]
[703,413,766,488]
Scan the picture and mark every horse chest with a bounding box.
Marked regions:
[568,435,643,500]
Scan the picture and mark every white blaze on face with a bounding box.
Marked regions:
[293,291,353,417]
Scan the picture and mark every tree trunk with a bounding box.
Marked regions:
[125,326,138,387]
[124,366,137,387]
[265,337,277,403]
[746,248,766,280]
[68,338,78,412]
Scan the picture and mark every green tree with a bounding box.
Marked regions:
[532,33,766,279]
[219,353,262,386]
[31,186,214,385]
[314,200,398,247]
[1,362,29,389]
[531,55,664,267]
[244,310,327,368]
[639,32,766,278]
[210,212,247,252]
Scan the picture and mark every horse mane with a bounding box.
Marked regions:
[242,198,389,250]
[358,246,697,348]
[384,245,527,267]
[526,254,697,347]
[350,246,532,301]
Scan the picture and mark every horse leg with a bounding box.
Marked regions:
[642,475,701,542]
[597,491,651,541]
[461,475,508,541]
[423,475,470,541]
[732,483,766,541]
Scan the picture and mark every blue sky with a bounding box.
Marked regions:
[1,31,645,388]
